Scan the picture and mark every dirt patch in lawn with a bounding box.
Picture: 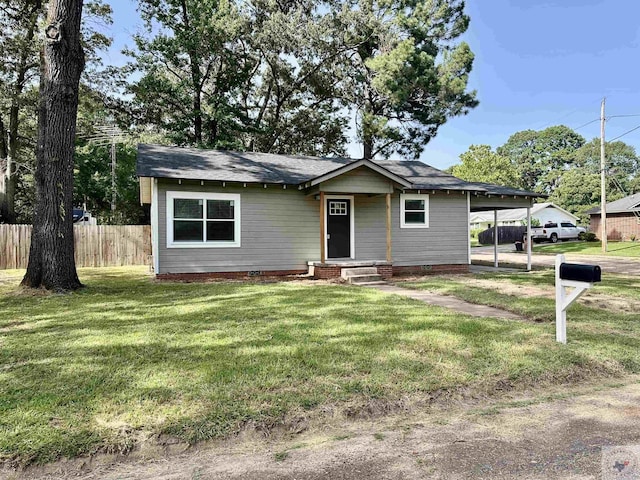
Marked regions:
[6,377,640,480]
[452,276,640,314]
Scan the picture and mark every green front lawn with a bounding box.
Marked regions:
[1,267,639,465]
[534,241,640,257]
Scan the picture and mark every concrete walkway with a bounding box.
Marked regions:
[367,283,524,320]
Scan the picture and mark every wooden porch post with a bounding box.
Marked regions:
[386,193,392,262]
[319,191,326,263]
[526,206,532,271]
[494,209,499,268]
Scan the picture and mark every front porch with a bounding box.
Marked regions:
[308,260,394,280]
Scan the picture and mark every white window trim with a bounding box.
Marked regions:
[166,191,241,248]
[324,195,355,259]
[400,193,429,228]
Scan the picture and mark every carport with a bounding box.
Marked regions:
[468,183,547,271]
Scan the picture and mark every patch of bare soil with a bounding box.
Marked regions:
[4,375,639,480]
[451,276,640,314]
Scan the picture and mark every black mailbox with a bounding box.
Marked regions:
[559,263,601,283]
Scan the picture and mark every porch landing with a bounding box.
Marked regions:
[308,260,393,280]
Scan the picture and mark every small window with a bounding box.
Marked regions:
[167,192,241,248]
[400,194,429,228]
[329,201,348,215]
[560,222,575,228]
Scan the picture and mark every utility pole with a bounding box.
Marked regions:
[600,98,607,253]
[82,124,123,215]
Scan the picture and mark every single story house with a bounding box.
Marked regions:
[137,145,543,279]
[470,202,580,230]
[587,193,640,240]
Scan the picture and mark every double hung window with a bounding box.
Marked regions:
[167,192,241,247]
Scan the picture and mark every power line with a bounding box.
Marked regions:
[534,108,581,130]
[609,124,640,142]
[572,118,599,130]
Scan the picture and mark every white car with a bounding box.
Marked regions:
[530,222,586,243]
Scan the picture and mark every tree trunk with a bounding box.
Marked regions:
[4,104,19,223]
[362,138,373,160]
[179,0,203,145]
[21,0,84,291]
[0,116,8,222]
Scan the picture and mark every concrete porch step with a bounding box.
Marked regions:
[341,267,378,278]
[353,280,388,286]
[347,274,384,284]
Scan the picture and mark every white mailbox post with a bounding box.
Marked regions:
[555,254,601,344]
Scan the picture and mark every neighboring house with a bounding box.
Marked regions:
[137,145,543,279]
[587,193,640,240]
[470,202,580,230]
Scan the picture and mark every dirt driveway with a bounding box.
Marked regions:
[7,378,640,480]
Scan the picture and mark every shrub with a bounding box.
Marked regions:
[583,232,597,242]
[470,228,483,239]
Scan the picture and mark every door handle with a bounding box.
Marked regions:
[326,234,330,239]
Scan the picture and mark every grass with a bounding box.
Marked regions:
[533,241,640,257]
[398,271,640,345]
[1,267,640,465]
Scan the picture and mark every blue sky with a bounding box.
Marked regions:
[103,0,640,170]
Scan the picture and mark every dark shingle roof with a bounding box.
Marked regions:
[136,144,351,184]
[137,144,544,198]
[587,192,640,215]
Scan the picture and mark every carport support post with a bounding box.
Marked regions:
[494,209,498,267]
[319,191,326,263]
[526,206,532,271]
[555,254,566,344]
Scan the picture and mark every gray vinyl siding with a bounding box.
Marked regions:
[353,195,387,261]
[320,167,394,194]
[157,180,319,273]
[155,179,469,273]
[391,193,469,266]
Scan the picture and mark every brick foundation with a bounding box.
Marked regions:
[157,263,469,281]
[313,265,343,279]
[156,269,307,281]
[312,262,468,279]
[377,265,393,279]
[392,264,469,276]
[590,213,640,241]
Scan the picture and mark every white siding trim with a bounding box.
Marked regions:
[400,193,430,228]
[324,194,355,259]
[166,191,241,248]
[151,178,159,272]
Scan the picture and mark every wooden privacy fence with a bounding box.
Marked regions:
[478,225,527,245]
[0,224,152,269]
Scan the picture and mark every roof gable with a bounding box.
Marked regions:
[470,202,579,223]
[303,159,412,188]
